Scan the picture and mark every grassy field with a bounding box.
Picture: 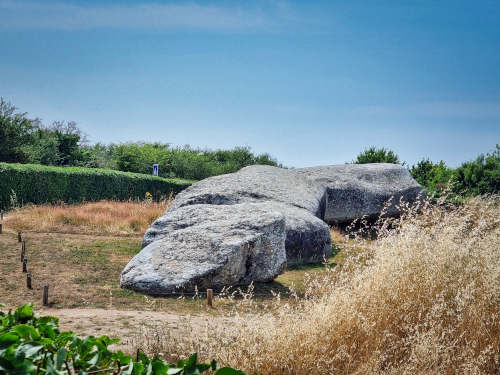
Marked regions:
[3,198,497,374]
[0,201,345,313]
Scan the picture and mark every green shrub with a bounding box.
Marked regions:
[410,146,500,199]
[0,163,193,210]
[454,144,500,196]
[353,146,402,164]
[0,303,246,374]
[410,159,455,197]
[110,143,280,180]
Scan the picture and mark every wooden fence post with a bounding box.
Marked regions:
[21,241,25,262]
[207,289,213,308]
[43,285,49,306]
[27,273,32,289]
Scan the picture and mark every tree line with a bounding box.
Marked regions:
[0,98,279,180]
[1,97,498,194]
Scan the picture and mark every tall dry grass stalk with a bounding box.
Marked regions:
[5,199,171,235]
[149,197,500,374]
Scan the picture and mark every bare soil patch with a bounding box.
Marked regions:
[45,307,230,354]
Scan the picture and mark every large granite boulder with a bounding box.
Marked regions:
[169,165,326,217]
[121,203,286,295]
[121,163,423,295]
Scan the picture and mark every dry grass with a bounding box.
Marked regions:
[5,200,171,236]
[0,199,343,313]
[146,197,500,374]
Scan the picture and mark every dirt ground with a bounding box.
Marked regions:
[44,307,230,353]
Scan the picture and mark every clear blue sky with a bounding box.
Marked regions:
[1,0,499,167]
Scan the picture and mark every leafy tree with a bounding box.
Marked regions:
[0,98,35,163]
[82,142,116,169]
[24,135,61,165]
[113,142,172,176]
[353,146,402,164]
[410,159,455,196]
[454,144,500,195]
[23,120,93,166]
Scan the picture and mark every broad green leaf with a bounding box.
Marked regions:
[122,359,134,375]
[14,343,43,359]
[0,333,19,349]
[114,350,132,364]
[132,361,145,375]
[185,353,197,368]
[56,347,67,369]
[37,316,59,327]
[12,324,40,340]
[38,322,57,340]
[138,351,149,364]
[15,305,33,321]
[0,303,248,375]
[167,368,183,375]
[151,358,169,375]
[87,352,99,366]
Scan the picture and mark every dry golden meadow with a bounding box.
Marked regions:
[4,199,170,236]
[1,197,499,374]
[136,197,500,374]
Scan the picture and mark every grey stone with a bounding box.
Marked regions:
[259,203,331,266]
[120,203,287,295]
[294,163,423,224]
[145,165,331,266]
[169,165,326,218]
[122,163,423,295]
[143,201,331,267]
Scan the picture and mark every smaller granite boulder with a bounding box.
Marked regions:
[121,203,286,295]
[257,202,331,266]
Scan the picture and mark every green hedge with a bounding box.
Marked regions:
[0,162,193,210]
